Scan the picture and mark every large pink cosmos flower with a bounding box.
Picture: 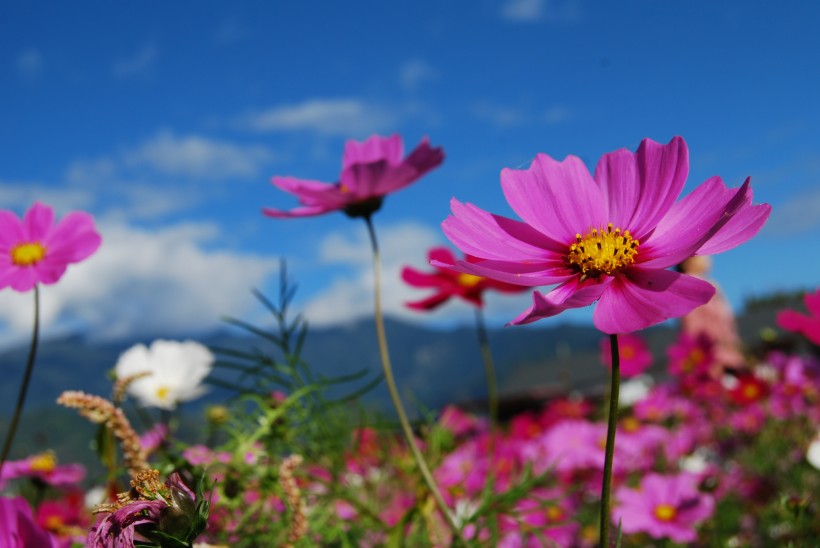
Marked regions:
[263,134,444,219]
[0,202,101,292]
[0,496,57,547]
[614,472,714,543]
[440,137,770,334]
[777,288,820,345]
[402,247,528,310]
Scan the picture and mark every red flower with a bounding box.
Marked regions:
[402,247,527,310]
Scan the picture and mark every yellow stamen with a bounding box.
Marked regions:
[567,223,639,279]
[456,273,483,287]
[546,505,565,522]
[11,242,46,266]
[654,503,677,522]
[156,386,170,401]
[29,452,57,473]
[742,384,760,400]
[622,416,641,432]
[44,515,64,532]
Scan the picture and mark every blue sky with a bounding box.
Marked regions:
[1,0,818,344]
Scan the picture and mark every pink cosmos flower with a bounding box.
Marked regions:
[667,332,715,377]
[402,247,527,310]
[263,134,444,219]
[0,496,57,547]
[0,202,101,292]
[600,332,652,377]
[439,137,770,333]
[614,472,714,543]
[777,288,820,345]
[1,452,85,487]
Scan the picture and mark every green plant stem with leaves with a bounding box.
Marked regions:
[0,285,40,479]
[363,216,464,545]
[600,333,621,546]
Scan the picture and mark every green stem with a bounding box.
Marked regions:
[600,333,620,547]
[362,216,464,545]
[474,307,498,427]
[0,285,40,479]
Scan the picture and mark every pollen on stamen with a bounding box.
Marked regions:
[566,224,639,278]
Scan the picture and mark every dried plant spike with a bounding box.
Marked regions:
[112,371,152,405]
[57,390,149,476]
[279,454,307,547]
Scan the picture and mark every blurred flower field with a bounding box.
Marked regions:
[2,135,819,547]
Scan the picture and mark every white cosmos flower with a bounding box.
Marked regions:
[807,431,820,470]
[114,339,214,410]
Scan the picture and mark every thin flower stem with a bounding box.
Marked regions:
[362,216,464,545]
[0,285,40,479]
[600,333,621,547]
[474,307,498,427]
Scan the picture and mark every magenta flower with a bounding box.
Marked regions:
[600,332,652,377]
[777,288,820,345]
[0,202,101,292]
[1,452,85,487]
[440,137,770,333]
[402,246,527,310]
[263,134,444,219]
[0,496,57,547]
[614,472,714,542]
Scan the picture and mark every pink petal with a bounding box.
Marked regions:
[805,290,820,317]
[695,178,771,255]
[509,277,611,325]
[342,134,404,169]
[593,269,715,334]
[406,292,453,311]
[22,202,55,241]
[436,257,572,287]
[8,268,39,292]
[401,267,451,289]
[427,247,457,265]
[593,137,689,241]
[262,205,338,218]
[0,211,25,249]
[442,199,566,261]
[501,153,606,244]
[270,176,349,208]
[41,211,102,263]
[637,177,755,269]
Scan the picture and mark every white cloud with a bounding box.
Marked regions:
[543,105,572,124]
[399,60,437,91]
[501,0,582,23]
[766,187,820,235]
[238,99,398,136]
[16,48,43,78]
[472,101,527,128]
[124,130,274,180]
[0,219,279,343]
[301,222,445,326]
[113,43,158,79]
[0,181,94,213]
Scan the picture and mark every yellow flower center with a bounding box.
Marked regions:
[742,384,760,400]
[11,242,46,266]
[156,386,171,401]
[456,273,483,287]
[654,503,677,522]
[622,416,641,432]
[44,514,64,532]
[567,224,639,279]
[546,505,565,522]
[29,452,57,473]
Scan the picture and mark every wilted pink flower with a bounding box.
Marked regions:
[1,452,84,487]
[614,472,714,542]
[0,496,57,547]
[600,332,652,377]
[402,247,527,310]
[440,137,770,333]
[777,288,820,345]
[0,202,101,292]
[263,134,443,219]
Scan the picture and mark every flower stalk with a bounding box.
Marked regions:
[363,216,463,544]
[474,307,498,427]
[600,333,621,546]
[0,285,40,479]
